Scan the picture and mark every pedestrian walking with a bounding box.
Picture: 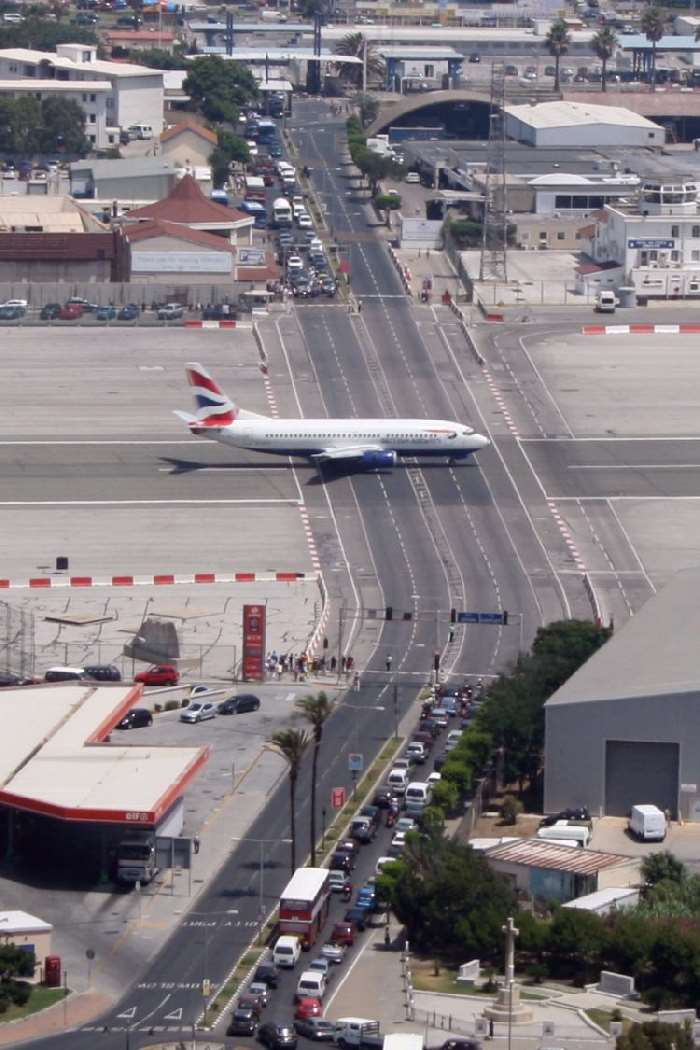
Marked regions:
[193,836,200,855]
[386,655,393,673]
[331,655,337,673]
[346,655,354,672]
[353,671,360,691]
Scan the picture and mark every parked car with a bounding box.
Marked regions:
[405,171,420,183]
[539,807,591,827]
[116,707,153,730]
[254,962,279,988]
[118,303,139,321]
[157,302,184,321]
[59,303,84,320]
[258,1023,298,1050]
[180,701,216,723]
[295,997,322,1021]
[66,296,96,312]
[294,1017,335,1040]
[217,693,261,714]
[44,666,86,682]
[0,304,25,319]
[84,663,122,681]
[134,663,179,686]
[40,303,61,320]
[228,1007,259,1036]
[95,305,116,321]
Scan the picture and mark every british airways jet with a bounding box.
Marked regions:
[175,363,490,469]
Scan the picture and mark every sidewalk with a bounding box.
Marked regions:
[0,992,113,1047]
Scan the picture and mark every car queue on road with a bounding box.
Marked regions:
[222,680,482,1048]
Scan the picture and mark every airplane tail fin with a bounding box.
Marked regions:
[186,361,238,426]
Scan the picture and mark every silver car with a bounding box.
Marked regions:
[180,701,216,723]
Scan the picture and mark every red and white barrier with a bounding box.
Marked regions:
[582,323,700,336]
[0,571,314,590]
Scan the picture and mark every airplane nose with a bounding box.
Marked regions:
[475,434,490,450]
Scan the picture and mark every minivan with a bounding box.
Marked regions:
[387,768,409,795]
[596,289,618,313]
[44,666,86,682]
[629,804,667,842]
[295,969,326,1001]
[404,782,433,814]
[127,123,153,140]
[273,934,301,968]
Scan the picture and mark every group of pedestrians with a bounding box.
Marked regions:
[264,650,355,680]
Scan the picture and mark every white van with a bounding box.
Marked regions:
[387,768,409,795]
[629,804,667,842]
[595,289,618,313]
[273,934,301,968]
[537,822,590,847]
[404,781,433,815]
[296,969,326,1001]
[127,124,154,140]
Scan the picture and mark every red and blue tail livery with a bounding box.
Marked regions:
[186,362,238,426]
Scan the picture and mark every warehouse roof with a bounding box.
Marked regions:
[0,684,208,825]
[505,100,661,132]
[546,569,700,707]
[485,838,632,874]
[376,46,463,59]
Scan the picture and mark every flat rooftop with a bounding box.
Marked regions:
[505,100,661,131]
[485,837,633,874]
[0,684,208,825]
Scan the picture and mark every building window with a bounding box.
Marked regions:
[82,93,87,101]
[23,66,34,76]
[693,226,700,239]
[8,64,16,72]
[424,64,434,77]
[89,113,96,123]
[671,225,679,238]
[89,93,96,101]
[88,134,95,143]
[671,250,680,262]
[539,231,548,241]
[691,250,700,261]
[557,231,565,241]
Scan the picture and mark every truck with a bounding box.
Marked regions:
[333,1018,383,1049]
[116,831,158,885]
[595,289,618,313]
[279,866,330,950]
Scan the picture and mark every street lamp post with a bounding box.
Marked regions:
[230,835,292,930]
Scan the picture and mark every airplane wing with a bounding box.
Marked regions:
[312,446,398,466]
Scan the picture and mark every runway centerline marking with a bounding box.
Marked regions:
[0,499,301,506]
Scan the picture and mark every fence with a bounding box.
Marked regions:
[0,282,247,311]
[443,227,475,302]
[0,600,35,679]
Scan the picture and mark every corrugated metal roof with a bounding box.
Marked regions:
[505,101,660,131]
[546,568,700,707]
[485,837,632,874]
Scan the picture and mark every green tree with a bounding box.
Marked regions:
[354,147,402,196]
[0,18,96,49]
[270,728,310,873]
[545,18,571,93]
[334,32,384,89]
[40,96,89,154]
[8,95,41,157]
[295,691,334,866]
[132,47,184,69]
[617,1021,695,1050]
[642,852,686,889]
[378,835,515,959]
[591,27,617,92]
[357,92,379,128]
[547,909,607,979]
[640,7,665,92]
[209,128,250,188]
[184,55,258,126]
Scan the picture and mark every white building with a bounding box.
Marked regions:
[528,171,641,216]
[0,79,112,150]
[504,101,665,149]
[0,44,164,148]
[587,180,700,299]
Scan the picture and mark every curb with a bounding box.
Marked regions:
[0,572,317,589]
[582,323,700,335]
[388,245,411,295]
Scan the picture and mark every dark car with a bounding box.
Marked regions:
[217,693,261,715]
[95,305,116,321]
[330,851,353,874]
[40,303,61,320]
[540,807,591,827]
[373,786,400,809]
[0,672,33,687]
[84,663,122,682]
[294,1017,335,1040]
[258,1023,297,1050]
[418,717,441,738]
[203,303,236,320]
[228,1007,258,1036]
[359,804,381,830]
[433,751,449,771]
[239,991,266,1015]
[254,962,279,988]
[469,52,481,62]
[335,839,359,861]
[412,730,434,753]
[440,1041,482,1050]
[118,303,139,321]
[269,144,283,157]
[117,707,153,730]
[344,905,369,931]
[0,305,24,320]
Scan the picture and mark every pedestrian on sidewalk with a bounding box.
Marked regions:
[331,655,337,673]
[386,655,393,673]
[193,836,200,855]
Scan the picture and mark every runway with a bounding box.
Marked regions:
[522,438,700,499]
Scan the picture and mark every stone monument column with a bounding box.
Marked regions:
[483,915,534,1024]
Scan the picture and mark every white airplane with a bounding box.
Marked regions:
[175,362,490,469]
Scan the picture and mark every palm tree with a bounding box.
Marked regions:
[591,26,617,92]
[296,692,334,866]
[641,6,665,92]
[334,32,385,89]
[545,19,571,93]
[270,728,310,873]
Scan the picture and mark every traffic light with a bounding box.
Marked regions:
[433,652,440,673]
[450,608,456,623]
[385,606,393,621]
[503,610,509,625]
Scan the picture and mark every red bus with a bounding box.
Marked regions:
[279,867,331,950]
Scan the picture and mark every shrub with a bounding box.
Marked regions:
[165,699,179,712]
[526,963,547,984]
[501,795,523,825]
[10,982,31,1007]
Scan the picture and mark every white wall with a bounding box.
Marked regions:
[506,112,664,149]
[111,75,164,134]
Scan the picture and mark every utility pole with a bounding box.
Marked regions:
[362,37,368,94]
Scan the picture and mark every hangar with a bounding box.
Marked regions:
[544,569,700,822]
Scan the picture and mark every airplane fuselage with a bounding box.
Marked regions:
[193,417,490,460]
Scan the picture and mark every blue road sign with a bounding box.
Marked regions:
[456,612,506,625]
[457,612,479,623]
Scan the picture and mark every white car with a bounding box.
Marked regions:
[427,771,442,785]
[286,255,303,272]
[390,831,407,855]
[405,171,420,184]
[320,941,346,964]
[297,213,313,229]
[180,701,216,723]
[1,298,27,308]
[395,817,416,834]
